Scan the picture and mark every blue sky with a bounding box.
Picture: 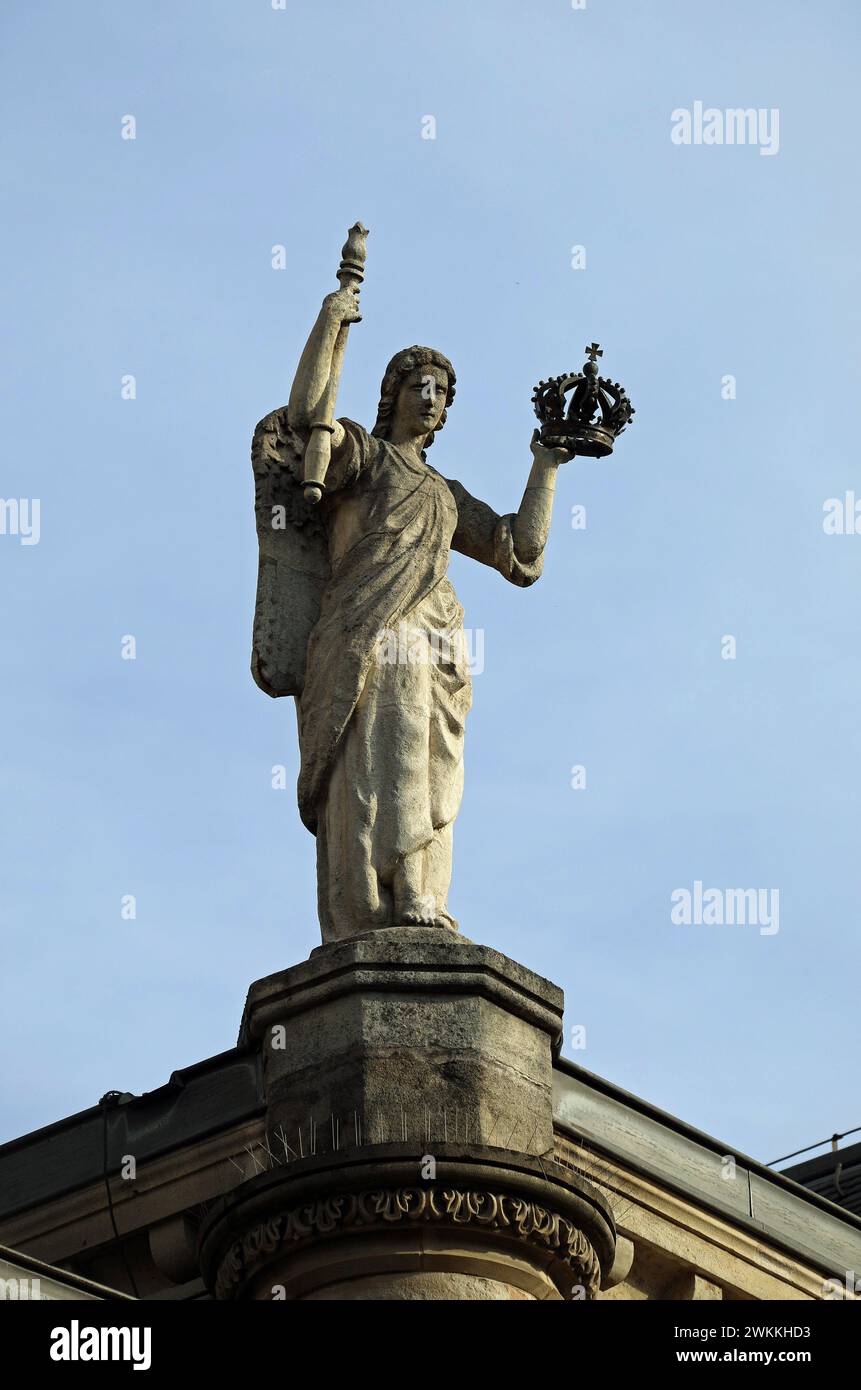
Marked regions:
[1,0,859,1168]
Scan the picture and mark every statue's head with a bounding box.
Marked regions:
[372,346,456,457]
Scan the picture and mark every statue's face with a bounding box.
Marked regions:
[393,365,449,440]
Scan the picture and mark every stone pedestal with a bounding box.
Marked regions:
[199,929,616,1301]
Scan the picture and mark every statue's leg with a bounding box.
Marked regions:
[419,588,471,930]
[384,583,473,930]
[392,850,436,926]
[424,823,459,931]
[391,822,458,930]
[316,586,470,939]
[315,689,393,942]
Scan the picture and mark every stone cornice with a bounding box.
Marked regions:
[213,1185,601,1300]
[238,930,565,1053]
[198,1145,615,1301]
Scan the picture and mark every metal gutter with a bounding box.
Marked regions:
[553,1057,861,1280]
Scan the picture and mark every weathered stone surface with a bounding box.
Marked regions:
[300,1271,538,1301]
[239,929,564,1160]
[208,933,616,1300]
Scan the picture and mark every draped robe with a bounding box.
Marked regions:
[297,420,543,942]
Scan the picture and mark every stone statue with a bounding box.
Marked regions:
[251,225,574,943]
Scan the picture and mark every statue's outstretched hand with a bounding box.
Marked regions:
[530,428,575,467]
[322,285,362,326]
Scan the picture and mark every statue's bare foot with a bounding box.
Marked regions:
[399,901,438,927]
[398,898,458,931]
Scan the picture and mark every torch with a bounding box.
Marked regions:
[302,221,369,504]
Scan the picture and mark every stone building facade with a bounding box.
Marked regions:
[1,932,858,1301]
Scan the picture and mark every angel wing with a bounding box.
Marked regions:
[250,407,330,697]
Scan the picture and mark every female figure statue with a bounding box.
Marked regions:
[251,281,572,943]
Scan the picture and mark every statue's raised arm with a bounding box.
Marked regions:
[250,223,368,699]
[287,286,361,438]
[288,222,368,503]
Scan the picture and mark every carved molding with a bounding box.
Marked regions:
[214,1185,601,1300]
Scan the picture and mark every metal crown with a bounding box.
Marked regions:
[532,343,635,458]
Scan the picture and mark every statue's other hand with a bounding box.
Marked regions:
[323,285,362,326]
[530,428,575,467]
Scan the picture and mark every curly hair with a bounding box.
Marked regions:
[371,345,456,459]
